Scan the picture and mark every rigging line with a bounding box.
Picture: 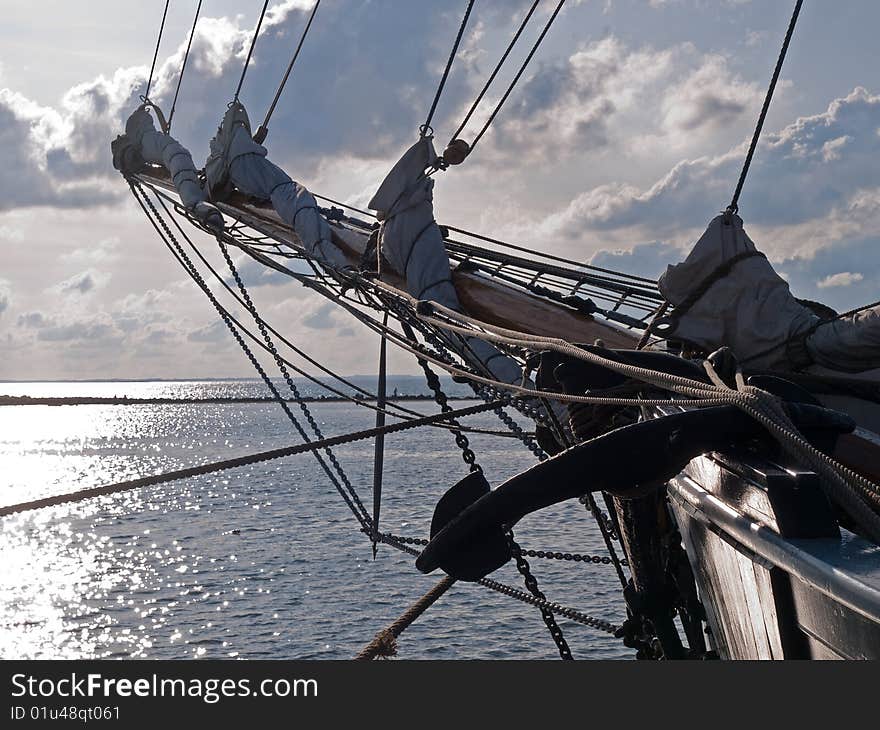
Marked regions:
[421,0,477,137]
[469,0,566,153]
[727,0,803,214]
[448,0,541,144]
[233,0,271,102]
[144,0,172,101]
[167,0,204,130]
[154,210,514,440]
[371,314,389,557]
[131,181,372,529]
[443,225,659,285]
[0,399,502,519]
[153,188,427,422]
[254,0,322,144]
[217,236,365,514]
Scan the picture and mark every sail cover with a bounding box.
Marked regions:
[205,102,347,269]
[117,107,223,230]
[807,306,880,372]
[658,214,818,370]
[369,137,522,385]
[659,214,880,374]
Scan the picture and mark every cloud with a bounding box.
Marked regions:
[817,271,864,289]
[55,269,105,295]
[470,35,761,163]
[535,86,880,259]
[0,280,9,316]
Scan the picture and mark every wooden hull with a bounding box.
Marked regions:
[668,453,880,659]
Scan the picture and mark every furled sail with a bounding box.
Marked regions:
[205,101,347,269]
[368,136,522,385]
[658,214,818,370]
[112,106,223,231]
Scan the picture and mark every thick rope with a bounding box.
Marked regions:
[167,0,203,130]
[134,180,372,530]
[469,0,566,154]
[254,0,322,143]
[421,0,476,136]
[448,0,541,144]
[355,576,456,659]
[233,0,271,102]
[144,0,171,101]
[0,401,501,519]
[416,301,880,542]
[378,534,620,636]
[727,0,803,214]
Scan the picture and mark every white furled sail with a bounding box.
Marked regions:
[205,101,347,269]
[369,136,522,385]
[114,106,224,231]
[658,214,818,370]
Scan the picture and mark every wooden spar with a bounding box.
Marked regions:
[137,170,638,348]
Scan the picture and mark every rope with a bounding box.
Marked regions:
[469,0,566,154]
[134,179,374,529]
[144,0,171,101]
[254,0,322,144]
[0,400,501,519]
[447,0,541,144]
[233,0,271,102]
[415,300,880,542]
[371,314,389,553]
[167,0,203,130]
[377,534,620,636]
[355,576,456,659]
[727,0,803,214]
[421,0,476,137]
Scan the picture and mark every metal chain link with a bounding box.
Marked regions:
[381,533,627,566]
[506,530,573,659]
[377,533,619,635]
[131,180,372,531]
[216,239,371,524]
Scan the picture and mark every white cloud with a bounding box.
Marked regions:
[817,271,864,289]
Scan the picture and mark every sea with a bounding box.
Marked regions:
[0,377,629,660]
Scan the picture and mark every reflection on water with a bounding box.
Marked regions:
[0,381,629,660]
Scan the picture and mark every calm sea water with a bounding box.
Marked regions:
[0,378,629,660]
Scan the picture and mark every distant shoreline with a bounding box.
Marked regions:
[0,395,468,407]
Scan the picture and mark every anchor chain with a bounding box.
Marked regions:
[216,239,371,526]
[506,530,574,660]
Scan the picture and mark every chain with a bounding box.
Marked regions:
[380,533,626,566]
[416,356,481,472]
[377,533,619,635]
[216,239,371,525]
[130,180,372,531]
[506,530,573,659]
[391,298,548,459]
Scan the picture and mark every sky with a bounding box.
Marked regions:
[0,0,878,380]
